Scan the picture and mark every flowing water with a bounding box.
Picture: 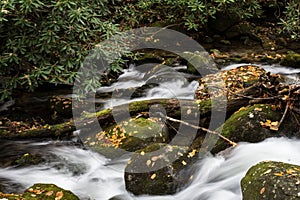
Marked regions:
[0,63,299,199]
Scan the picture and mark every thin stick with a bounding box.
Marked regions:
[291,111,300,127]
[278,101,290,129]
[165,116,238,147]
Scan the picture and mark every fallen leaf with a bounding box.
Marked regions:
[270,126,279,131]
[263,169,272,174]
[55,191,64,200]
[151,156,159,161]
[274,172,284,176]
[271,121,279,126]
[286,169,296,174]
[187,109,192,115]
[151,173,156,180]
[45,191,54,196]
[254,107,263,111]
[260,187,265,194]
[146,160,151,166]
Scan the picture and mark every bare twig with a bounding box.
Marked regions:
[165,116,238,147]
[278,101,290,129]
[291,111,300,127]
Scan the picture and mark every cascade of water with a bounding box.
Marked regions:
[1,64,300,199]
[0,138,300,199]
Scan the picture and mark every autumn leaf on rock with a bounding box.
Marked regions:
[55,191,64,200]
[274,172,284,176]
[45,191,54,196]
[260,187,265,194]
[260,119,279,131]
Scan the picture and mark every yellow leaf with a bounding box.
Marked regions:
[146,160,151,166]
[254,107,263,111]
[182,160,187,166]
[188,149,197,158]
[271,121,279,126]
[151,173,156,180]
[270,126,279,131]
[274,172,284,176]
[286,169,296,174]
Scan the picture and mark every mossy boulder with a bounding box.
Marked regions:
[0,183,79,200]
[281,53,300,68]
[241,161,300,200]
[182,51,218,75]
[84,117,169,158]
[212,104,300,153]
[124,143,199,195]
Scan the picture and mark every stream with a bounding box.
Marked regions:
[0,63,300,199]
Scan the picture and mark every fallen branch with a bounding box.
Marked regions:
[165,115,238,147]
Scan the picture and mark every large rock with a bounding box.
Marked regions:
[124,143,199,195]
[212,104,300,153]
[84,117,169,158]
[0,183,79,200]
[241,161,300,200]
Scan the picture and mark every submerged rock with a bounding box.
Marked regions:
[241,161,300,200]
[0,183,79,200]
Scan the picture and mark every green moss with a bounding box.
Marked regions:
[241,161,300,200]
[125,143,194,195]
[0,183,79,200]
[86,117,169,158]
[212,104,282,153]
[196,99,212,114]
[281,53,300,68]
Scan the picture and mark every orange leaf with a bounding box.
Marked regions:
[45,191,54,196]
[55,191,64,200]
[260,187,265,194]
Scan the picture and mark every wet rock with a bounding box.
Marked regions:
[0,183,79,199]
[124,143,199,195]
[85,117,169,158]
[241,161,300,200]
[281,53,300,68]
[182,51,218,75]
[12,153,44,168]
[212,104,300,153]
